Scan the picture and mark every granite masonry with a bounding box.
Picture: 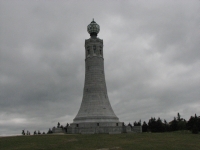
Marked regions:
[53,20,142,134]
[67,19,123,134]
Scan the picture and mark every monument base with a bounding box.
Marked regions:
[67,126,123,134]
[67,122,124,134]
[66,122,142,134]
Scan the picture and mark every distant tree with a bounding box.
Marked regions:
[134,120,141,126]
[163,120,170,132]
[187,115,197,130]
[195,114,197,118]
[142,121,148,132]
[34,131,37,135]
[148,117,164,132]
[128,123,133,128]
[157,117,164,132]
[177,113,181,121]
[47,128,53,134]
[38,130,41,134]
[198,116,200,131]
[22,130,25,135]
[60,125,63,129]
[57,122,60,128]
[148,117,157,132]
[138,120,141,126]
[178,119,187,130]
[187,114,200,132]
[42,132,45,134]
[187,116,193,130]
[64,123,69,132]
[170,117,178,131]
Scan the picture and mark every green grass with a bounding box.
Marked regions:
[0,132,200,150]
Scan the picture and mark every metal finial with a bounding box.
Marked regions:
[93,18,94,21]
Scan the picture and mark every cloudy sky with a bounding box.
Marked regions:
[0,0,200,136]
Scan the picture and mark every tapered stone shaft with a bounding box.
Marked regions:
[69,20,122,134]
[73,37,119,123]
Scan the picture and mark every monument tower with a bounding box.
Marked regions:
[68,19,122,134]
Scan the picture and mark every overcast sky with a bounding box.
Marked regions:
[0,0,200,136]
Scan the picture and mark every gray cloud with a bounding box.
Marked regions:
[0,0,200,135]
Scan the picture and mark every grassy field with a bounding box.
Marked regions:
[0,132,200,150]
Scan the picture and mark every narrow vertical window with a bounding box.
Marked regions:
[76,124,79,127]
[97,123,99,126]
[116,123,118,126]
[99,46,102,55]
[87,47,90,55]
[93,45,96,53]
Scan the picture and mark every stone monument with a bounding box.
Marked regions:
[68,19,123,134]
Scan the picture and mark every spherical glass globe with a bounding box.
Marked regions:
[87,19,100,36]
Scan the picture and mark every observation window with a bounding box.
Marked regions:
[87,47,90,54]
[93,45,96,50]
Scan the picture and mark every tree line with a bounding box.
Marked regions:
[22,122,69,135]
[132,113,199,134]
[22,113,199,135]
